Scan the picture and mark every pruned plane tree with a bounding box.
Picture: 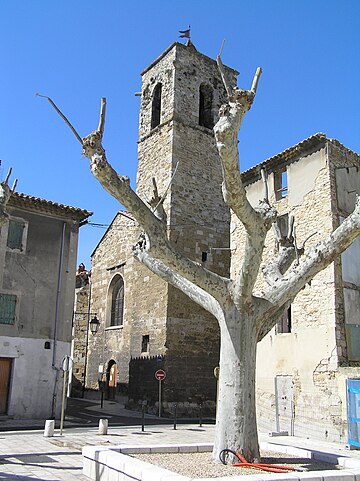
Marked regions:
[40,51,360,463]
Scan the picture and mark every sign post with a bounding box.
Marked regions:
[155,369,166,417]
[60,355,72,435]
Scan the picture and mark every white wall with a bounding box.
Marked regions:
[1,336,70,419]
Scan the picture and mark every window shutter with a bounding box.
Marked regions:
[7,221,24,250]
[0,294,17,324]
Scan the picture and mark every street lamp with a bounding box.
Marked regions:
[73,311,101,397]
[89,314,100,335]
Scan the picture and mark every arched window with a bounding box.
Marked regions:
[110,276,124,327]
[151,83,162,129]
[199,84,214,129]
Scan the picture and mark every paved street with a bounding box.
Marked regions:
[0,397,182,432]
[0,397,212,480]
[2,398,360,480]
[3,422,360,481]
[0,422,215,480]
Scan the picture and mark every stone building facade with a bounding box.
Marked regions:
[0,192,90,419]
[230,132,360,443]
[83,41,237,411]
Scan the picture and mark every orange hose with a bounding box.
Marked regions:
[233,452,297,473]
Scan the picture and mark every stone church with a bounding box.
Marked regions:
[73,40,236,413]
[73,40,360,442]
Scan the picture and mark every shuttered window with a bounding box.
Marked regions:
[0,294,17,325]
[7,220,24,250]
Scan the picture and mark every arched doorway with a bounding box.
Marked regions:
[106,360,117,400]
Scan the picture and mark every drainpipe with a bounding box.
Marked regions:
[51,222,66,418]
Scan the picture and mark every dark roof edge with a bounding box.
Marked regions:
[90,210,135,258]
[241,133,360,186]
[141,42,239,76]
[8,192,92,221]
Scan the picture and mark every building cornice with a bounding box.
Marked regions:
[8,192,92,222]
[241,133,360,186]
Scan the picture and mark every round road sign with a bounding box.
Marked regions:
[155,369,166,381]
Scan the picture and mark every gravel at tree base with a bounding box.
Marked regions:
[133,451,339,479]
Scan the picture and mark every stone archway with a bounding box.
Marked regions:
[106,360,117,400]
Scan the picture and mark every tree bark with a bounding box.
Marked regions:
[214,305,260,463]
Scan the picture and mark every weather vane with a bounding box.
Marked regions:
[179,25,191,41]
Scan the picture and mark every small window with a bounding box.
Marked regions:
[151,83,162,129]
[7,220,25,251]
[199,84,214,129]
[276,214,289,239]
[276,306,292,334]
[110,276,124,327]
[201,252,208,262]
[141,335,150,353]
[0,294,17,325]
[274,168,288,200]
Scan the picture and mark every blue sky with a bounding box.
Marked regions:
[1,0,359,267]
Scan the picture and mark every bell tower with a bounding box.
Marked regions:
[131,41,238,404]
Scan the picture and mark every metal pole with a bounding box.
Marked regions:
[199,403,203,427]
[158,379,162,417]
[173,403,177,430]
[274,376,280,433]
[59,362,69,435]
[141,404,145,432]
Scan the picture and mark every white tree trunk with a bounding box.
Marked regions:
[214,306,260,462]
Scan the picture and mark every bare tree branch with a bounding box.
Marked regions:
[216,53,233,99]
[0,168,16,226]
[97,97,106,135]
[36,94,83,145]
[79,100,230,302]
[149,162,179,222]
[250,67,262,95]
[263,197,360,308]
[255,298,291,342]
[148,177,166,222]
[133,231,230,302]
[4,168,12,185]
[214,73,275,305]
[262,214,303,286]
[231,234,267,306]
[134,244,223,320]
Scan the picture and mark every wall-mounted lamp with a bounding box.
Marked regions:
[89,315,100,335]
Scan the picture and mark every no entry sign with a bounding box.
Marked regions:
[155,369,166,381]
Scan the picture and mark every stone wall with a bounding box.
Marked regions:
[71,286,89,396]
[231,138,360,442]
[134,42,233,404]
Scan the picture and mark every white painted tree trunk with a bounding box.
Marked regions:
[214,306,260,462]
